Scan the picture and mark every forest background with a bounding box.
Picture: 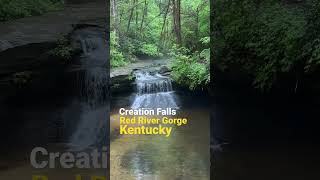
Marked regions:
[111,0,210,90]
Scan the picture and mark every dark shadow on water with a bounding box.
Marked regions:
[211,72,320,180]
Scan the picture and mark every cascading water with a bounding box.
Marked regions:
[68,26,109,151]
[131,71,178,109]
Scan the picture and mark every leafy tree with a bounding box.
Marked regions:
[213,0,320,91]
[110,31,127,68]
[110,0,210,90]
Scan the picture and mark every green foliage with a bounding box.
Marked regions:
[181,0,210,50]
[111,31,127,68]
[199,36,210,62]
[200,37,210,45]
[112,0,210,90]
[302,0,320,72]
[112,0,209,55]
[170,45,210,90]
[138,43,162,57]
[49,37,75,61]
[120,37,136,60]
[0,0,63,22]
[213,0,320,91]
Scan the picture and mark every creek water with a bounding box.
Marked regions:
[211,82,320,180]
[110,70,210,180]
[131,71,178,109]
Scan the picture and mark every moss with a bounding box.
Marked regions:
[49,36,77,62]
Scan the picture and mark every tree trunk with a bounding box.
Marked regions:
[172,0,182,45]
[136,0,139,30]
[127,0,136,32]
[195,8,199,38]
[111,0,120,36]
[140,0,148,33]
[160,0,171,40]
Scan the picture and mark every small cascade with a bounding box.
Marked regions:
[68,106,108,151]
[80,37,100,56]
[75,26,109,106]
[68,26,109,151]
[131,71,178,109]
[80,67,108,106]
[80,39,88,55]
[136,72,173,94]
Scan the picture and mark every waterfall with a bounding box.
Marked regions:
[80,39,88,55]
[131,71,178,109]
[68,27,109,151]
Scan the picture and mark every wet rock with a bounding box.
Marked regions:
[111,60,155,78]
[158,65,171,75]
[111,75,135,95]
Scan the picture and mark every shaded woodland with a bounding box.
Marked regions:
[111,0,210,90]
[213,0,320,93]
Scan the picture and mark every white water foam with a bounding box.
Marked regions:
[131,71,178,109]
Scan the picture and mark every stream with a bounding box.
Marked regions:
[1,25,318,180]
[110,68,210,180]
[131,71,178,109]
